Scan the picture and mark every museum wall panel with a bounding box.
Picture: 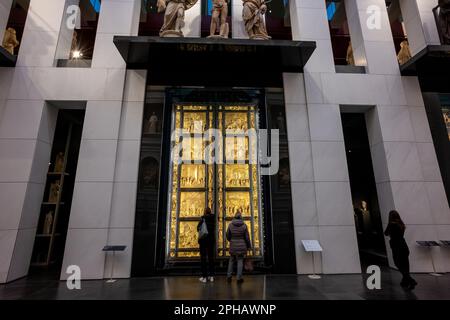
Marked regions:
[16,0,64,67]
[0,101,58,283]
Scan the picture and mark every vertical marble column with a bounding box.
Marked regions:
[16,0,66,67]
[286,0,361,274]
[415,0,441,45]
[345,0,399,75]
[103,70,146,278]
[0,0,65,283]
[61,0,139,280]
[0,101,58,283]
[54,0,80,61]
[92,0,141,69]
[399,0,441,56]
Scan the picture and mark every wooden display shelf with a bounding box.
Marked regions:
[31,261,57,267]
[47,172,69,176]
[35,233,61,238]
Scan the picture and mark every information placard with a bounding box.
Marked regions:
[301,240,323,252]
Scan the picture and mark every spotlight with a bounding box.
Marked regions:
[72,50,83,59]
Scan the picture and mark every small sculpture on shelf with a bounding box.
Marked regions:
[43,211,54,235]
[54,152,65,172]
[397,40,412,65]
[209,0,229,38]
[438,0,450,44]
[48,182,60,203]
[242,0,271,40]
[2,27,20,55]
[346,41,355,66]
[145,112,159,134]
[157,0,199,37]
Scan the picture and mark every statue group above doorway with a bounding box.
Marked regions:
[157,0,271,40]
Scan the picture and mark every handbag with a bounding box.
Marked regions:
[244,258,254,272]
[198,218,208,240]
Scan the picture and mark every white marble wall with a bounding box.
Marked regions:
[0,0,65,284]
[0,0,144,283]
[287,0,450,274]
[286,0,361,275]
[60,0,143,281]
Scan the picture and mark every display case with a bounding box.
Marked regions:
[31,123,73,267]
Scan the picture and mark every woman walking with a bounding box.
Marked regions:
[226,211,252,284]
[197,207,216,283]
[384,210,417,290]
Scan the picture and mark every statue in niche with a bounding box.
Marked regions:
[54,152,65,172]
[438,0,450,44]
[242,0,271,40]
[397,40,412,65]
[43,211,54,235]
[157,0,199,37]
[346,41,355,66]
[48,182,60,203]
[145,112,159,133]
[2,27,20,55]
[209,0,230,38]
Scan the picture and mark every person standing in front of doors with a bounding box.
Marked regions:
[226,211,252,284]
[384,210,417,290]
[197,207,216,283]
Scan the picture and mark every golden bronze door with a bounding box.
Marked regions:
[166,103,263,261]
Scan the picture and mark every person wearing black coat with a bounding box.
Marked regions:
[197,207,216,283]
[384,210,417,290]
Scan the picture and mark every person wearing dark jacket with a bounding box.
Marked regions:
[384,210,417,290]
[226,211,252,283]
[197,207,216,283]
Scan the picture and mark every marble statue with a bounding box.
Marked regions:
[157,0,199,37]
[43,211,54,235]
[145,112,159,133]
[49,182,60,203]
[346,41,355,66]
[242,0,271,40]
[54,152,65,172]
[2,27,20,55]
[209,0,229,38]
[438,0,450,44]
[397,40,412,65]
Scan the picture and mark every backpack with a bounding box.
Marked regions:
[198,218,209,240]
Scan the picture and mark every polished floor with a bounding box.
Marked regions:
[1,269,450,300]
